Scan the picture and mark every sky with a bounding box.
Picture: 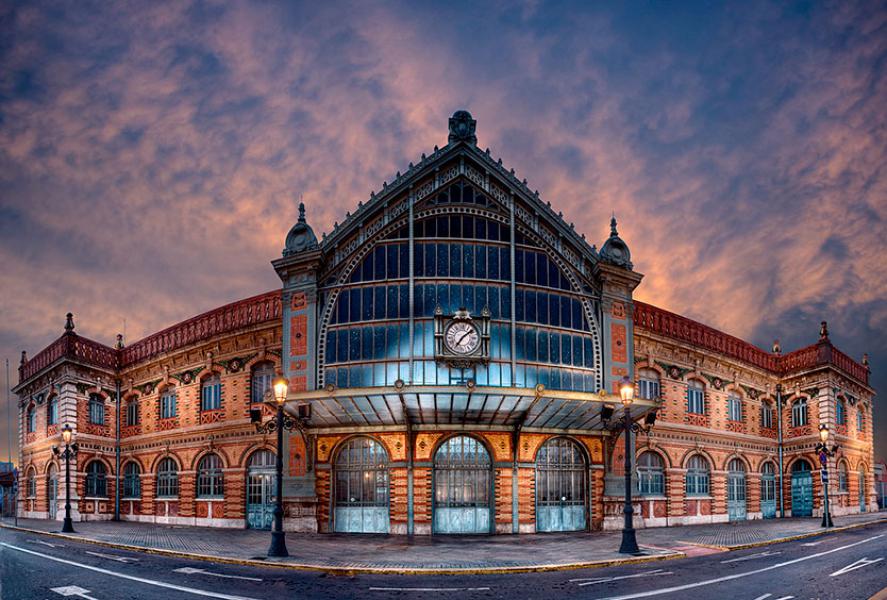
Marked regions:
[0,0,885,463]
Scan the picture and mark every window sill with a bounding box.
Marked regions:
[640,495,667,500]
[121,497,140,501]
[196,497,224,501]
[156,496,179,500]
[83,496,109,501]
[686,495,713,500]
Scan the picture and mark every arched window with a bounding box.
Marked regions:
[85,461,108,497]
[200,375,222,411]
[838,461,849,492]
[685,455,710,497]
[791,398,808,427]
[159,386,177,419]
[687,380,705,414]
[47,395,58,426]
[26,405,36,433]
[638,369,660,400]
[196,454,224,498]
[638,452,665,496]
[27,467,36,498]
[761,401,774,429]
[123,462,141,498]
[156,458,179,498]
[125,398,139,426]
[835,398,846,425]
[88,394,105,425]
[251,362,276,405]
[727,393,742,422]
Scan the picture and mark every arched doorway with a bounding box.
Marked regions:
[858,468,866,512]
[47,464,58,520]
[727,458,747,521]
[761,462,776,519]
[535,438,587,532]
[433,436,492,534]
[246,450,275,530]
[334,437,389,533]
[791,460,813,517]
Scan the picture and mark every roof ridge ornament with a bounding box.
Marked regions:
[283,198,319,257]
[448,110,477,145]
[599,213,633,270]
[298,201,306,224]
[64,312,75,333]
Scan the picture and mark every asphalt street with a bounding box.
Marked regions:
[0,522,885,600]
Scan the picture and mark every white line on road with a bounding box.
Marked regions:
[34,540,63,548]
[369,587,491,592]
[829,557,883,577]
[801,541,822,547]
[51,585,99,599]
[773,596,794,600]
[751,594,771,600]
[0,543,261,600]
[591,534,885,600]
[721,551,781,564]
[570,570,673,586]
[174,567,263,582]
[85,551,139,563]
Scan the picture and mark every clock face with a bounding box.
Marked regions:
[444,321,480,355]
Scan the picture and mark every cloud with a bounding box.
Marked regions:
[0,0,885,461]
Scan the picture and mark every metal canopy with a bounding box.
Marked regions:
[280,385,658,432]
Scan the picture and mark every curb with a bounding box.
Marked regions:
[687,517,887,552]
[869,586,887,600]
[0,523,683,575]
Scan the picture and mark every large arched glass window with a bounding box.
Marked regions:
[687,380,705,414]
[251,362,276,405]
[334,437,390,533]
[791,398,808,427]
[159,386,177,419]
[200,375,222,411]
[123,462,141,498]
[638,452,665,496]
[156,458,179,498]
[88,394,105,425]
[196,454,224,498]
[685,455,710,496]
[85,461,107,497]
[433,435,492,534]
[638,369,660,400]
[47,395,58,426]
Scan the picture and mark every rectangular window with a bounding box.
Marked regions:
[639,379,660,400]
[761,404,773,429]
[126,402,139,426]
[857,411,864,432]
[160,390,177,419]
[687,387,705,414]
[48,399,58,426]
[639,471,664,496]
[89,399,105,425]
[728,395,742,422]
[201,379,222,411]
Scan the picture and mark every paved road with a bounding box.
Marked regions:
[1,523,885,600]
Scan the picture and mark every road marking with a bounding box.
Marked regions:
[801,541,822,547]
[721,551,781,564]
[30,539,63,548]
[751,595,771,600]
[50,586,99,599]
[829,557,883,577]
[591,534,884,600]
[1,543,261,600]
[773,596,794,600]
[174,567,263,582]
[369,588,491,592]
[570,569,673,586]
[85,551,139,563]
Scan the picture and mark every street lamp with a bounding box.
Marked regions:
[52,424,78,533]
[816,424,839,528]
[602,375,657,555]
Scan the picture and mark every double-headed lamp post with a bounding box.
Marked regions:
[52,424,78,533]
[602,375,657,555]
[816,424,839,528]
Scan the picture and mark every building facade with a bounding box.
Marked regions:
[14,111,877,534]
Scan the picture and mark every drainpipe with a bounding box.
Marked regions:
[114,378,121,521]
[776,383,784,518]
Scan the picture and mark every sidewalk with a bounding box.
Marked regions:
[2,512,885,574]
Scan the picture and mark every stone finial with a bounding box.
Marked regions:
[610,215,619,237]
[862,353,869,368]
[448,110,477,145]
[772,339,782,355]
[116,334,125,349]
[64,312,75,332]
[820,320,829,340]
[20,350,28,365]
[298,202,306,224]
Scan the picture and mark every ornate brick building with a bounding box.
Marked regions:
[14,111,876,534]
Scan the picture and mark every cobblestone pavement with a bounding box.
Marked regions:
[2,511,884,571]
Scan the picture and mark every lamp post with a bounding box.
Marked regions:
[601,376,657,555]
[52,424,78,533]
[816,424,839,528]
[266,375,290,557]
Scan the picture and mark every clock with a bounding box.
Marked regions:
[445,321,480,355]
